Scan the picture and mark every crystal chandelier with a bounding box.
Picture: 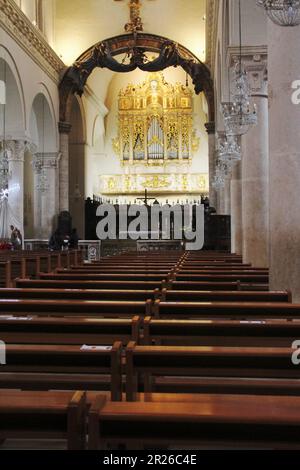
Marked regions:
[221,0,257,136]
[35,96,49,193]
[0,143,9,190]
[33,154,49,193]
[222,69,257,136]
[217,133,241,165]
[36,169,49,193]
[257,0,300,26]
[212,162,227,190]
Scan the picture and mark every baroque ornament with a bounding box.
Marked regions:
[112,71,198,166]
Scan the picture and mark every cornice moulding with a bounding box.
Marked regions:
[0,0,65,83]
[226,45,268,66]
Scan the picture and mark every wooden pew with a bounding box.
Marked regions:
[0,261,11,288]
[0,341,122,400]
[0,287,157,302]
[125,343,300,400]
[174,273,269,283]
[0,257,25,283]
[143,317,300,347]
[180,262,250,267]
[0,390,86,450]
[56,268,173,274]
[153,300,300,319]
[160,289,291,303]
[186,256,243,262]
[16,279,166,291]
[0,298,152,318]
[169,280,241,291]
[178,267,269,272]
[88,393,300,450]
[39,273,170,282]
[0,315,141,345]
[91,262,178,267]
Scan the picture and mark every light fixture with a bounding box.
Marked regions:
[0,60,9,191]
[217,132,241,166]
[221,0,257,136]
[257,0,300,26]
[36,96,49,193]
[212,161,227,190]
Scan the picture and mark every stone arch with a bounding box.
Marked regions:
[59,32,214,124]
[0,46,26,138]
[29,92,56,153]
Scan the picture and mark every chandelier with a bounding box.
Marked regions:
[33,154,49,193]
[221,0,257,136]
[212,162,227,190]
[257,0,300,26]
[0,60,9,190]
[217,132,241,166]
[0,143,9,190]
[35,96,49,193]
[222,69,257,136]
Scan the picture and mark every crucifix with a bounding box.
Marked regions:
[114,0,155,34]
[136,188,156,205]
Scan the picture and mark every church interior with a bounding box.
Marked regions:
[1,0,300,453]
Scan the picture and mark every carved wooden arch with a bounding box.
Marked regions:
[59,32,214,123]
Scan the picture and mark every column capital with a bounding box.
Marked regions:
[5,140,26,162]
[33,152,61,172]
[58,121,72,134]
[227,46,268,96]
[205,121,215,135]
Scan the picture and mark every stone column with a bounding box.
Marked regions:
[268,21,300,300]
[231,162,243,254]
[58,121,72,212]
[33,153,60,238]
[6,140,25,234]
[242,55,269,267]
[205,122,217,210]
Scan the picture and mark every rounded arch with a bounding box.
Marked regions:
[29,92,56,152]
[59,32,214,124]
[29,83,58,149]
[0,46,26,138]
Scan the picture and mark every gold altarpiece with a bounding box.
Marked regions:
[99,72,208,200]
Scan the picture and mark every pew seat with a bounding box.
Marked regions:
[88,393,300,449]
[153,300,300,319]
[0,342,122,400]
[0,288,156,302]
[125,342,300,400]
[0,315,141,344]
[160,289,291,303]
[15,279,165,290]
[0,298,152,318]
[0,390,86,450]
[143,317,300,347]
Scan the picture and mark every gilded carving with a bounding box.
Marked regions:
[99,173,209,195]
[112,71,199,165]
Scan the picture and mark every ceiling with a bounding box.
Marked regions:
[54,0,206,66]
